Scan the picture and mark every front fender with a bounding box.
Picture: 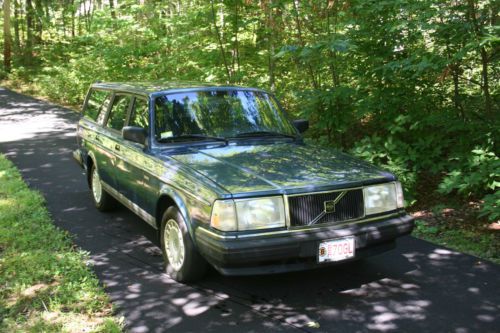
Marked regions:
[158,185,196,239]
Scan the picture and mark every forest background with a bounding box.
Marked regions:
[1,0,499,250]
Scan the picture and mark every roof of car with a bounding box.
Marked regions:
[91,81,266,96]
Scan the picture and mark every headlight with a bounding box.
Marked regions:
[235,197,286,231]
[210,197,286,231]
[395,181,404,208]
[210,200,237,231]
[363,182,404,215]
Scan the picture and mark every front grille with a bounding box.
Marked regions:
[288,189,364,227]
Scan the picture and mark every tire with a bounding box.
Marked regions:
[160,206,207,282]
[89,164,116,211]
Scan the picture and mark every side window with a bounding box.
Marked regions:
[84,89,111,122]
[129,98,149,131]
[107,95,132,131]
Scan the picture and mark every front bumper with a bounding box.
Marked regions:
[195,213,414,275]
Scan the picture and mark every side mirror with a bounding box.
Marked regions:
[293,119,309,134]
[123,126,147,145]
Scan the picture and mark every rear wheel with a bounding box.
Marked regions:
[90,164,116,211]
[160,207,207,282]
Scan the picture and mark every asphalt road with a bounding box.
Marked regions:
[1,87,499,333]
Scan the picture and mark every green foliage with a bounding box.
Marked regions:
[0,0,498,220]
[479,192,500,222]
[350,134,418,205]
[413,219,500,264]
[439,143,500,221]
[439,146,499,196]
[0,155,122,332]
[297,87,358,145]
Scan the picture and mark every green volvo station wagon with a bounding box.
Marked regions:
[73,82,414,282]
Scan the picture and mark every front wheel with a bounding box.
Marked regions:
[160,207,207,282]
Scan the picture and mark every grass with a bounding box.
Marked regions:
[1,76,80,112]
[413,222,499,264]
[411,203,500,264]
[0,154,123,332]
[408,172,499,264]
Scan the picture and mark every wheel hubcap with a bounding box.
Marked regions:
[92,168,102,203]
[164,219,185,271]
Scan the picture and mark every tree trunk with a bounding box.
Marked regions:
[467,0,492,117]
[479,47,492,116]
[88,0,96,32]
[232,0,241,80]
[292,0,318,89]
[34,0,43,44]
[13,0,20,50]
[71,0,75,37]
[210,0,231,82]
[25,0,34,63]
[110,0,117,19]
[3,0,13,72]
[452,66,464,119]
[62,2,67,37]
[83,0,94,32]
[266,0,276,91]
[19,0,25,46]
[326,4,340,87]
[439,12,463,119]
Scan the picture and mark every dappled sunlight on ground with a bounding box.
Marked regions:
[0,89,76,143]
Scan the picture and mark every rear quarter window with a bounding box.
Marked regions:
[84,89,112,122]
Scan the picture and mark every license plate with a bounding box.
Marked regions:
[318,237,355,263]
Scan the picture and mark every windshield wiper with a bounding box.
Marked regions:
[158,134,227,144]
[233,131,297,139]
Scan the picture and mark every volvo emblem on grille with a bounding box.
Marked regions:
[323,191,347,214]
[324,200,336,213]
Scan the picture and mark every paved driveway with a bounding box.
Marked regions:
[0,87,498,333]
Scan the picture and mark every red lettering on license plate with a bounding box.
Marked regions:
[318,237,355,263]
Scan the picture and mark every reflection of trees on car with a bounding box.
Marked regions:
[153,90,296,139]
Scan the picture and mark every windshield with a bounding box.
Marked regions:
[154,90,297,142]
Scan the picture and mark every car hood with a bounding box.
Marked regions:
[167,142,395,197]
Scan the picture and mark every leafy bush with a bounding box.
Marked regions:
[439,144,499,221]
[2,0,497,222]
[439,147,499,196]
[479,191,500,222]
[350,134,418,205]
[0,68,7,80]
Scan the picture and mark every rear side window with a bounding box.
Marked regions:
[84,89,111,122]
[129,98,149,131]
[107,95,132,131]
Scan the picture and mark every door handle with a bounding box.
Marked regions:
[115,144,121,151]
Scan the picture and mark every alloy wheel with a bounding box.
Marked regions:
[163,219,185,271]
